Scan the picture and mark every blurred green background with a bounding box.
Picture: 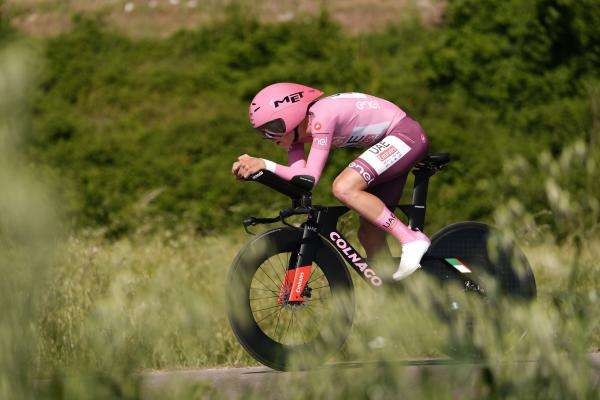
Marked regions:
[1,0,599,398]
[3,0,598,236]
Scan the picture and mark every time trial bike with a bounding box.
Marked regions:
[227,153,536,371]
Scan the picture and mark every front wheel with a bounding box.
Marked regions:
[227,227,355,371]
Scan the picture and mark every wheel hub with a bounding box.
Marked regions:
[279,284,312,307]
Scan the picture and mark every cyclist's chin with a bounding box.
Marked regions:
[275,139,291,148]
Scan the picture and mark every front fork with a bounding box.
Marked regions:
[277,221,320,304]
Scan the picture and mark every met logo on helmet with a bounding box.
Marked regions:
[272,91,304,108]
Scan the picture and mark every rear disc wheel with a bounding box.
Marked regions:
[425,222,536,357]
[427,221,536,299]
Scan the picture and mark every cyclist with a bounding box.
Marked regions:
[232,82,429,280]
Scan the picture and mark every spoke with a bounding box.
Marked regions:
[272,307,284,339]
[259,265,281,291]
[290,309,296,343]
[299,307,317,340]
[306,300,328,310]
[304,306,321,332]
[282,308,294,343]
[253,303,283,313]
[310,293,331,302]
[313,269,325,280]
[253,277,277,293]
[276,253,289,279]
[306,296,330,303]
[277,309,291,342]
[310,284,330,291]
[266,256,284,284]
[249,295,279,301]
[308,271,325,285]
[305,303,318,315]
[292,310,308,343]
[250,286,278,294]
[256,307,282,324]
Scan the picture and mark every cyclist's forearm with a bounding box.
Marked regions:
[263,146,328,184]
[262,160,321,183]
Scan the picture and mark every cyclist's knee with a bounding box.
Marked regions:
[332,176,358,204]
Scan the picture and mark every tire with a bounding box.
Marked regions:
[426,221,536,299]
[227,227,355,371]
[423,222,536,358]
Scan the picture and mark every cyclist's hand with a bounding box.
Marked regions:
[232,154,266,179]
[232,161,244,180]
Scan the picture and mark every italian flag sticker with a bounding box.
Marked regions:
[446,257,472,273]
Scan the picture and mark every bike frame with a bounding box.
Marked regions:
[246,161,453,301]
[291,165,437,288]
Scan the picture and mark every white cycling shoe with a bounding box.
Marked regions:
[392,239,431,281]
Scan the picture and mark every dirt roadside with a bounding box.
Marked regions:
[4,0,445,38]
[141,353,600,399]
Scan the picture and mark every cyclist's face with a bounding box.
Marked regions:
[274,131,294,148]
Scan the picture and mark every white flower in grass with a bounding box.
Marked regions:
[368,336,386,349]
[124,2,135,13]
[277,12,294,22]
[169,0,179,5]
[148,0,158,8]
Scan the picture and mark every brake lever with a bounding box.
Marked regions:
[243,217,257,235]
[243,207,311,235]
[242,215,284,235]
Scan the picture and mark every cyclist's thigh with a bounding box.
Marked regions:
[367,173,408,207]
[348,116,429,205]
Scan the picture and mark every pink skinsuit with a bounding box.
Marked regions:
[268,92,429,206]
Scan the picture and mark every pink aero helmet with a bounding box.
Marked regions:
[249,82,323,138]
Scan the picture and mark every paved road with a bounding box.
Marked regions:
[141,353,600,399]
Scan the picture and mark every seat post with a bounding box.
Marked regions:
[409,169,432,231]
[406,152,449,231]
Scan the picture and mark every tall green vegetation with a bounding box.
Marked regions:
[27,0,599,236]
[0,43,58,398]
[1,0,14,44]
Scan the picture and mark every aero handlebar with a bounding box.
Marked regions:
[243,170,316,234]
[246,170,314,199]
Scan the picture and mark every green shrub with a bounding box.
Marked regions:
[26,0,600,237]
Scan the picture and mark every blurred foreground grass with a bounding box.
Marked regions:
[39,229,253,372]
[0,42,59,398]
[41,227,600,366]
[31,139,600,398]
[35,225,599,398]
